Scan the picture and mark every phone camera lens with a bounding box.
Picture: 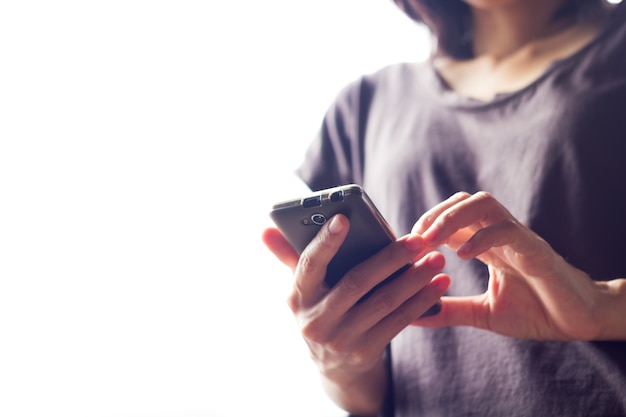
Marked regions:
[311,214,326,225]
[329,190,344,203]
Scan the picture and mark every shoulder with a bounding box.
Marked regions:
[330,61,434,117]
[357,61,431,96]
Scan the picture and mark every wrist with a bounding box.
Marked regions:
[320,359,387,416]
[595,278,626,340]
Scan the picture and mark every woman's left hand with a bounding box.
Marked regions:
[411,191,626,341]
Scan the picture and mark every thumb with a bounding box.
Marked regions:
[412,295,488,329]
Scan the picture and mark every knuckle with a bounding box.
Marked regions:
[370,290,395,315]
[296,228,341,276]
[286,291,300,313]
[501,218,519,231]
[338,268,367,299]
[325,338,350,355]
[300,316,327,345]
[440,208,458,225]
[424,213,436,225]
[473,192,499,222]
[453,191,471,200]
[347,348,373,367]
[474,191,493,201]
[391,305,414,329]
[316,230,337,251]
[296,253,319,276]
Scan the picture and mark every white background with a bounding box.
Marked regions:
[0,1,429,416]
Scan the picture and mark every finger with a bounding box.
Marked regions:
[458,219,557,278]
[345,252,446,335]
[298,255,442,359]
[421,191,511,248]
[456,219,519,260]
[261,227,300,271]
[294,214,350,306]
[323,232,428,317]
[412,192,471,235]
[366,274,451,343]
[411,294,489,330]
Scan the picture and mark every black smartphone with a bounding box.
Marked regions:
[269,184,441,316]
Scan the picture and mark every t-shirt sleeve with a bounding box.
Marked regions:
[296,79,368,191]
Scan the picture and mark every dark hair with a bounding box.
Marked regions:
[393,0,609,59]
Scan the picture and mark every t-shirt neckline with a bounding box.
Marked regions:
[424,5,625,110]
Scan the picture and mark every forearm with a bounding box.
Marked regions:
[597,278,626,340]
[320,358,388,417]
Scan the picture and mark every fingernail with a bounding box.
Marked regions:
[457,241,472,256]
[404,234,425,252]
[328,215,344,234]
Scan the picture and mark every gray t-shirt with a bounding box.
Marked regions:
[297,5,626,416]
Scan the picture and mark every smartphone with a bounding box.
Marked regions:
[270,184,441,316]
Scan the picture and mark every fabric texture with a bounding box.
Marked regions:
[297,4,626,417]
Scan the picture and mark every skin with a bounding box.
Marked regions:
[437,0,608,100]
[262,216,449,415]
[411,191,626,341]
[263,0,626,415]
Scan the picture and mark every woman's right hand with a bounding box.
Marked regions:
[262,214,449,415]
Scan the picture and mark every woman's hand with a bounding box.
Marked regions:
[411,191,626,341]
[262,214,449,415]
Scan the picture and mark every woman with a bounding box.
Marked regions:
[262,0,626,415]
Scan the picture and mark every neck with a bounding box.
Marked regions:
[471,1,574,59]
